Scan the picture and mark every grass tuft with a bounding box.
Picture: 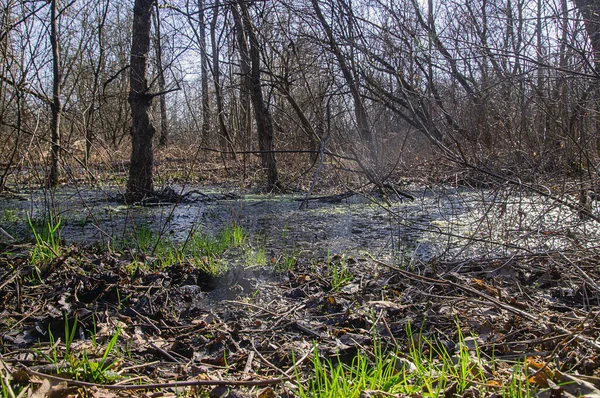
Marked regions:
[296,324,535,397]
[27,215,62,280]
[115,224,248,275]
[35,315,122,384]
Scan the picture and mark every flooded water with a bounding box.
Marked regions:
[1,185,598,261]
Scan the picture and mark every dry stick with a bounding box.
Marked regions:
[243,351,255,374]
[552,321,600,352]
[130,308,162,335]
[556,251,600,295]
[271,303,306,329]
[0,272,18,292]
[223,300,280,317]
[23,366,292,391]
[284,349,312,376]
[119,360,160,373]
[149,342,180,364]
[532,311,600,378]
[379,313,400,351]
[368,255,540,323]
[250,338,286,376]
[0,226,15,242]
[372,255,600,354]
[10,304,43,330]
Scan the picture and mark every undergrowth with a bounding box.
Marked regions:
[296,325,535,397]
[27,214,62,281]
[35,315,121,385]
[116,224,249,274]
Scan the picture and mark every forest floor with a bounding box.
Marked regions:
[1,155,600,397]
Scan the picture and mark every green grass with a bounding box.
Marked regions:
[326,253,353,291]
[274,250,298,272]
[2,209,18,223]
[115,224,248,275]
[296,326,535,397]
[186,224,246,259]
[27,215,62,280]
[36,315,122,385]
[244,244,268,267]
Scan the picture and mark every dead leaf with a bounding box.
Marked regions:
[257,387,276,398]
[553,370,600,397]
[31,379,79,398]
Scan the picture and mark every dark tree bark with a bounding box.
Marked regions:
[573,0,600,72]
[48,0,62,188]
[127,0,155,199]
[232,1,278,189]
[572,0,600,218]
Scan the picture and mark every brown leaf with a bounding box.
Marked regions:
[31,379,79,398]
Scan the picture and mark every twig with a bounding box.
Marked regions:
[284,349,312,376]
[149,342,180,363]
[250,339,286,376]
[271,303,306,329]
[552,322,600,351]
[379,313,400,351]
[0,227,15,242]
[130,308,162,335]
[23,366,292,390]
[369,255,540,323]
[243,351,255,374]
[556,251,600,294]
[0,272,18,292]
[119,360,160,373]
[223,300,279,316]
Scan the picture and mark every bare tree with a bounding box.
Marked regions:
[210,0,233,157]
[83,0,109,166]
[232,0,278,189]
[127,0,155,199]
[310,0,378,181]
[48,0,61,187]
[153,1,169,147]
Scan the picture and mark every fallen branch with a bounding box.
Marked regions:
[23,366,293,391]
[368,255,540,323]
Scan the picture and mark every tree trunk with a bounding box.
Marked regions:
[573,0,600,72]
[573,0,600,218]
[48,0,61,188]
[127,0,155,199]
[232,1,278,189]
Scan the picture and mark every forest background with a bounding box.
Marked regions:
[0,0,599,199]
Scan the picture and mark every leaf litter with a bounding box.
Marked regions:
[2,189,600,396]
